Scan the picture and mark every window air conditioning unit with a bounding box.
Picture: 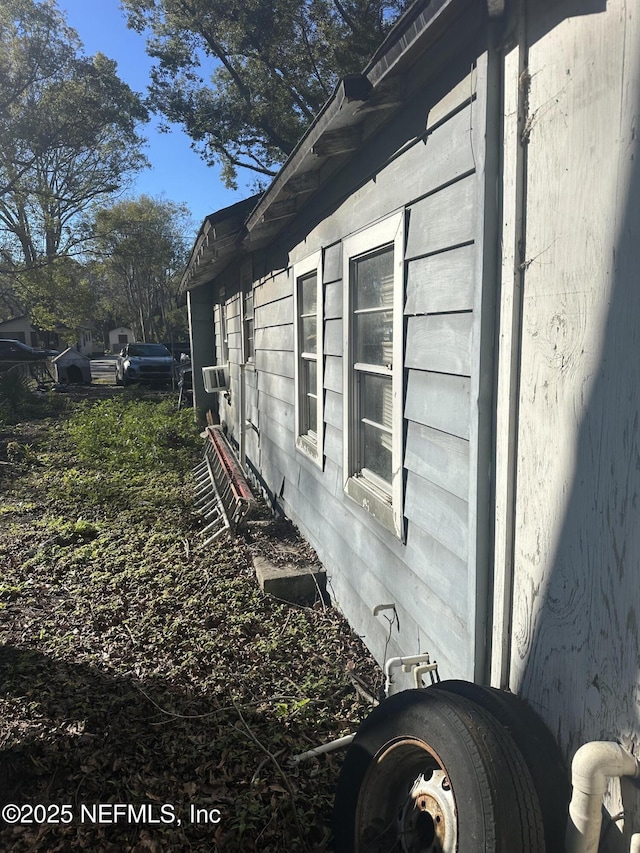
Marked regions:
[202,364,228,393]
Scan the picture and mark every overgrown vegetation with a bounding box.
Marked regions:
[0,388,381,851]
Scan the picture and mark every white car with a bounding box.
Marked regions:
[115,343,175,387]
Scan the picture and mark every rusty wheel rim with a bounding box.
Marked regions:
[355,737,457,853]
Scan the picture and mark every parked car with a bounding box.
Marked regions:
[0,339,58,360]
[115,343,175,386]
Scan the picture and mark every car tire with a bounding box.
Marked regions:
[332,688,545,853]
[430,680,570,852]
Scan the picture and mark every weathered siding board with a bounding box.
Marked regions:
[405,470,469,562]
[404,523,469,622]
[254,324,294,352]
[323,243,342,284]
[254,295,293,328]
[324,318,343,356]
[405,244,476,315]
[405,422,469,501]
[426,65,476,130]
[254,269,292,308]
[324,281,343,320]
[324,389,342,429]
[259,389,294,431]
[284,474,470,676]
[405,370,470,439]
[255,348,295,379]
[257,370,295,406]
[405,174,477,260]
[405,312,473,376]
[324,355,342,393]
[346,101,477,235]
[324,423,342,467]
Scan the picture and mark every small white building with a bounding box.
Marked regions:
[108,327,135,352]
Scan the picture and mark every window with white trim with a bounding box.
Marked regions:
[343,213,405,538]
[242,289,254,362]
[293,252,323,464]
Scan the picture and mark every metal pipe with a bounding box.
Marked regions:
[290,734,355,764]
[565,741,640,853]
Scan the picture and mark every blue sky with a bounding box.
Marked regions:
[58,0,254,237]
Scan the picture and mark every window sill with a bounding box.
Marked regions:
[296,435,321,467]
[344,475,398,538]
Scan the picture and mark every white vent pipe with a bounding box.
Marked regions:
[565,741,640,853]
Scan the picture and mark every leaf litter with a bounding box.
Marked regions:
[0,387,382,851]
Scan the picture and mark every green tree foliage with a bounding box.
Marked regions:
[0,0,149,330]
[123,0,408,188]
[88,196,191,343]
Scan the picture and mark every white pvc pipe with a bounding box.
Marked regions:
[290,734,355,764]
[565,741,640,853]
[384,654,433,697]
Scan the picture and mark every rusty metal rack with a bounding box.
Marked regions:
[193,426,254,545]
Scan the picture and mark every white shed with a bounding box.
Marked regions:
[108,327,135,352]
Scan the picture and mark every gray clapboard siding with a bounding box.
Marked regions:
[405,244,476,314]
[405,312,473,376]
[297,455,340,505]
[254,270,292,308]
[227,331,241,352]
[254,324,294,352]
[256,348,295,379]
[426,66,476,130]
[287,476,470,675]
[405,370,470,439]
[405,422,469,501]
[405,470,469,562]
[404,523,469,621]
[323,243,342,284]
[324,389,342,429]
[227,314,241,335]
[324,355,343,393]
[257,370,295,406]
[259,389,294,431]
[324,318,343,356]
[226,295,241,320]
[324,423,342,467]
[324,281,343,320]
[260,432,300,489]
[405,174,477,260]
[255,294,293,328]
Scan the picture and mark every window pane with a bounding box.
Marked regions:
[307,358,317,390]
[300,358,318,437]
[244,291,254,319]
[361,421,392,484]
[355,311,393,365]
[307,394,317,434]
[354,247,394,311]
[360,373,393,430]
[301,316,317,353]
[300,273,317,316]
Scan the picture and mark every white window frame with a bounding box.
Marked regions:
[343,211,405,538]
[242,288,254,364]
[293,251,324,466]
[218,302,229,365]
